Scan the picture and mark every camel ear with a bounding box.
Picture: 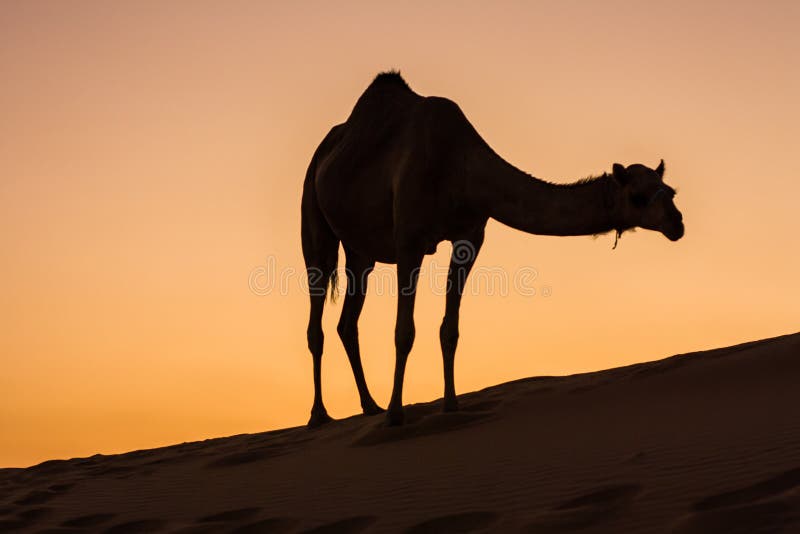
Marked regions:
[612,163,630,185]
[655,159,665,178]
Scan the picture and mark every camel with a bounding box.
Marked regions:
[301,71,684,426]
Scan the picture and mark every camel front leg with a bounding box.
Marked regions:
[387,249,424,426]
[306,275,333,427]
[440,233,484,412]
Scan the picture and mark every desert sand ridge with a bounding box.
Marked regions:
[1,333,799,532]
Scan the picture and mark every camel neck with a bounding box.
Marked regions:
[472,149,620,237]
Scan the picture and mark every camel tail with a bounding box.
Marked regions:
[328,268,339,303]
[301,125,342,305]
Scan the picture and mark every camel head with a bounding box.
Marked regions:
[611,160,684,241]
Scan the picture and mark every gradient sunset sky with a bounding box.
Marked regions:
[2,1,798,467]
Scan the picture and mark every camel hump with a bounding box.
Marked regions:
[343,71,421,133]
[369,70,412,92]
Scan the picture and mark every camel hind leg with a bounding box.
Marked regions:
[337,247,384,416]
[301,171,339,427]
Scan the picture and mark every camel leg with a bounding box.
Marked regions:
[440,233,484,412]
[305,263,336,427]
[337,248,384,415]
[387,248,424,426]
[301,166,339,427]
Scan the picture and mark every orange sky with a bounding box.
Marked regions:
[2,1,798,467]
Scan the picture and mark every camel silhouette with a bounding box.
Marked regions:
[301,71,684,426]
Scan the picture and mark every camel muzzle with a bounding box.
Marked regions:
[665,221,684,241]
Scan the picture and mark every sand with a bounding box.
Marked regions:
[1,333,799,533]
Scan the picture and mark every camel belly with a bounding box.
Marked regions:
[315,175,398,263]
[313,133,447,263]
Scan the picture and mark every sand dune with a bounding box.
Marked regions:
[2,333,799,533]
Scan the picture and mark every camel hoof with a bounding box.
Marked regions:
[386,407,405,426]
[443,398,459,413]
[362,401,385,416]
[307,409,333,428]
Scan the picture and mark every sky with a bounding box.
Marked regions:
[2,0,798,467]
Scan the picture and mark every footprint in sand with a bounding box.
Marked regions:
[404,511,499,533]
[524,483,643,533]
[674,467,800,533]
